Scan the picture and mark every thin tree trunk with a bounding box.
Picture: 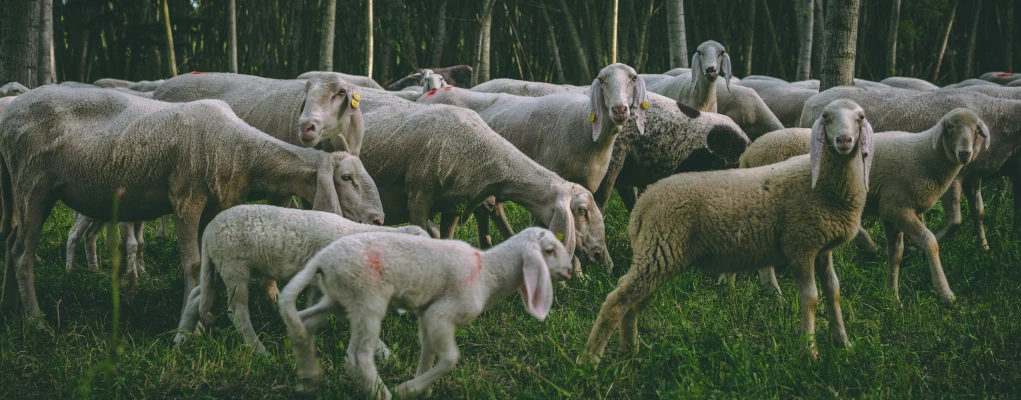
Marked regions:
[38,0,55,85]
[290,0,305,75]
[1005,0,1014,72]
[0,0,40,87]
[796,0,814,80]
[555,0,592,81]
[541,6,566,83]
[228,0,238,73]
[965,0,982,78]
[610,0,618,64]
[581,4,605,70]
[79,30,90,82]
[503,2,533,80]
[886,0,901,77]
[820,0,862,91]
[634,0,655,72]
[162,0,177,76]
[319,0,336,71]
[666,0,689,68]
[932,1,957,82]
[811,0,825,77]
[429,0,447,67]
[366,0,373,78]
[762,0,787,79]
[743,0,756,76]
[472,0,497,86]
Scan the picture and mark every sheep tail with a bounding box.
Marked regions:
[278,261,320,341]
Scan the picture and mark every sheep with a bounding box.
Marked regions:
[278,227,573,397]
[663,67,690,77]
[786,79,888,90]
[0,87,384,324]
[174,204,429,354]
[383,65,473,90]
[737,78,819,127]
[955,84,1021,100]
[127,79,164,92]
[471,78,579,97]
[358,92,608,271]
[297,71,385,90]
[418,69,447,92]
[0,96,16,118]
[947,78,1000,88]
[741,109,990,304]
[65,213,146,285]
[880,77,941,91]
[582,99,872,365]
[641,40,731,113]
[109,87,154,99]
[92,78,134,88]
[979,71,1021,86]
[800,86,1021,247]
[58,81,99,88]
[792,79,820,89]
[154,72,364,154]
[0,82,30,97]
[713,81,784,139]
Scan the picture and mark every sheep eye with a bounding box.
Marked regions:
[630,75,637,82]
[341,174,353,181]
[579,207,588,215]
[598,78,605,83]
[544,248,555,255]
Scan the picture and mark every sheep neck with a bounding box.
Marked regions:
[815,149,867,208]
[476,239,529,311]
[690,73,718,112]
[246,139,325,201]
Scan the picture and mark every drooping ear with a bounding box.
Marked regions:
[931,120,946,150]
[721,52,733,93]
[978,120,991,150]
[690,51,702,87]
[809,117,826,190]
[519,241,553,321]
[346,87,361,116]
[312,154,343,216]
[632,75,648,135]
[547,195,577,258]
[589,78,604,142]
[860,118,875,191]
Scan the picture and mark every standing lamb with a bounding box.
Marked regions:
[641,40,731,113]
[0,87,383,324]
[174,205,429,354]
[742,109,989,304]
[278,227,573,397]
[582,100,873,365]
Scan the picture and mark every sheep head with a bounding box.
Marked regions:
[809,99,873,190]
[590,63,647,141]
[933,108,990,165]
[518,227,573,321]
[320,152,384,226]
[296,74,364,154]
[691,40,732,92]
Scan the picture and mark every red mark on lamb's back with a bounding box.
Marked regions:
[996,72,1015,77]
[426,89,438,97]
[444,86,454,91]
[366,248,383,277]
[188,71,208,74]
[460,250,484,287]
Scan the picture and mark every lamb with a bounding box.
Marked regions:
[278,227,573,397]
[737,78,818,127]
[582,99,872,365]
[65,214,146,285]
[641,40,731,113]
[174,205,429,354]
[0,87,384,324]
[0,82,30,97]
[154,72,364,154]
[800,86,1021,247]
[358,92,608,271]
[741,109,990,304]
[297,71,385,90]
[879,77,940,91]
[93,78,134,88]
[418,69,447,92]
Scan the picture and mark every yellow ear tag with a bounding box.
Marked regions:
[589,113,596,122]
[353,92,361,101]
[641,101,649,110]
[556,232,564,241]
[351,99,359,109]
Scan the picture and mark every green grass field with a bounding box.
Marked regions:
[2,184,1020,398]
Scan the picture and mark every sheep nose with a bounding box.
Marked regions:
[300,122,318,142]
[368,214,385,226]
[704,66,719,79]
[958,150,972,162]
[611,105,628,121]
[589,249,605,264]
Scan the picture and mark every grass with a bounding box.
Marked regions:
[1,183,1020,398]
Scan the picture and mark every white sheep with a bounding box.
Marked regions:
[278,227,573,398]
[0,82,30,97]
[297,71,385,90]
[742,109,990,304]
[879,77,941,91]
[92,78,134,88]
[946,78,999,88]
[737,78,820,127]
[0,87,383,324]
[582,99,873,364]
[643,40,731,113]
[174,205,429,354]
[979,71,1021,85]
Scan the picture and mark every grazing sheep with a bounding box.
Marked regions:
[278,227,573,397]
[880,77,940,91]
[801,86,1021,247]
[297,71,385,90]
[92,78,134,88]
[743,109,990,304]
[359,92,608,270]
[0,82,30,97]
[737,78,819,128]
[0,87,383,323]
[582,99,872,365]
[979,71,1021,86]
[154,72,364,154]
[174,205,429,354]
[641,40,731,113]
[65,213,146,285]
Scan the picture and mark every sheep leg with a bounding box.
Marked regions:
[474,205,494,249]
[84,219,102,273]
[225,280,266,353]
[963,178,989,250]
[790,255,820,360]
[618,297,653,354]
[263,277,280,305]
[0,232,19,317]
[394,316,458,399]
[616,184,639,212]
[291,295,393,362]
[134,221,145,274]
[853,226,879,254]
[65,213,91,272]
[898,213,956,305]
[7,194,57,325]
[121,222,139,286]
[174,286,204,347]
[490,202,516,240]
[408,195,438,238]
[757,267,782,297]
[815,251,849,348]
[933,179,963,245]
[883,220,905,303]
[346,312,391,400]
[157,215,170,240]
[439,212,459,239]
[583,268,670,366]
[173,204,206,318]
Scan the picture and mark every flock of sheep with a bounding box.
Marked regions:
[0,38,1018,398]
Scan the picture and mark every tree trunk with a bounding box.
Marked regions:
[634,0,655,72]
[886,0,901,77]
[162,0,177,77]
[541,6,567,83]
[366,0,373,78]
[610,0,618,64]
[666,0,689,68]
[472,0,497,86]
[964,0,982,78]
[762,0,787,79]
[228,0,238,73]
[811,0,825,77]
[796,0,814,80]
[38,0,55,85]
[932,1,957,81]
[290,0,305,76]
[319,0,336,71]
[429,0,447,67]
[1005,0,1014,72]
[581,4,605,70]
[819,0,861,91]
[555,0,592,81]
[0,0,40,87]
[743,0,756,76]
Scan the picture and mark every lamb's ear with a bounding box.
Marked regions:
[978,120,991,150]
[589,78,604,142]
[520,241,553,321]
[809,117,826,190]
[632,75,648,135]
[721,52,732,92]
[860,118,875,191]
[548,196,577,258]
[313,154,343,216]
[931,119,946,150]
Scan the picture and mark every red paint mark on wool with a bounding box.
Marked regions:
[426,89,438,96]
[996,72,1015,77]
[460,250,484,287]
[444,86,454,91]
[188,71,208,74]
[366,248,383,277]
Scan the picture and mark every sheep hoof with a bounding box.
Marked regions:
[939,293,956,307]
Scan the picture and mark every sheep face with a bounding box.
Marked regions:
[566,184,610,271]
[692,40,731,88]
[935,108,990,165]
[332,154,385,225]
[419,70,448,92]
[532,228,574,282]
[809,99,874,189]
[590,63,647,140]
[296,74,361,148]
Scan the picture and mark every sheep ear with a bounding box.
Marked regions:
[632,75,648,135]
[547,196,577,258]
[978,120,991,150]
[347,88,360,116]
[589,79,604,142]
[931,120,945,150]
[519,242,553,321]
[809,117,826,190]
[860,118,874,191]
[313,154,343,216]
[690,52,702,87]
[722,52,733,93]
